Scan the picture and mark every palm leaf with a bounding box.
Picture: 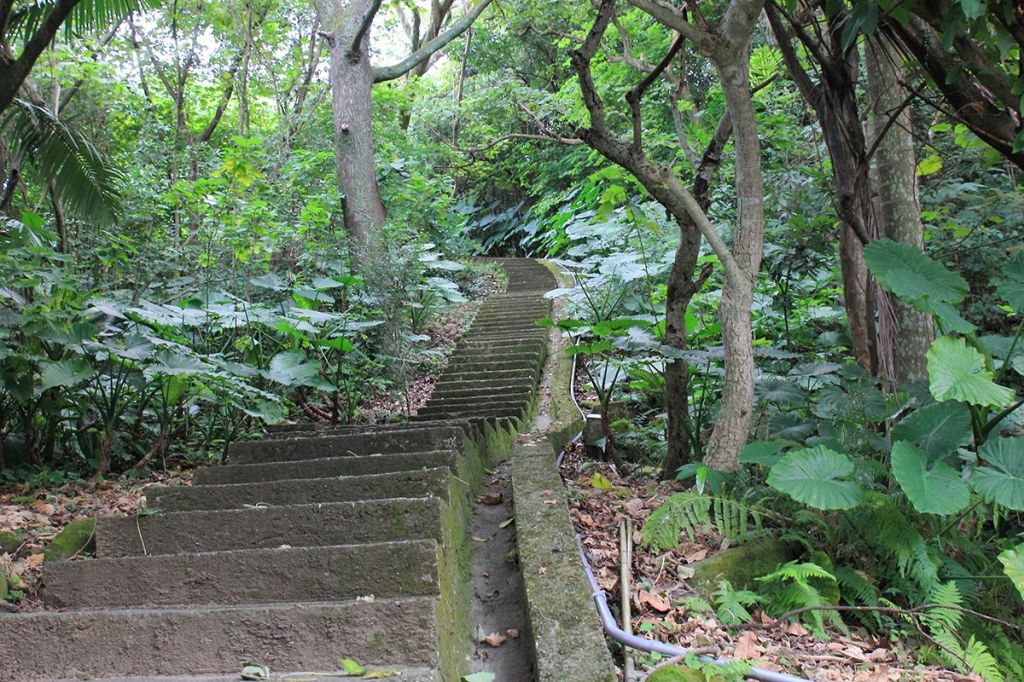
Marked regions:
[9,0,160,42]
[5,98,123,225]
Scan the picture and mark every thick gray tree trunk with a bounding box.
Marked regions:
[313,0,387,268]
[867,40,933,383]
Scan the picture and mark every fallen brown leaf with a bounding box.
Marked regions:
[482,632,506,647]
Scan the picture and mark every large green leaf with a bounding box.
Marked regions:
[266,350,319,387]
[892,401,973,459]
[927,336,1015,408]
[891,440,970,515]
[863,239,968,307]
[972,437,1024,510]
[767,446,865,510]
[996,254,1024,312]
[998,544,1024,601]
[40,358,94,390]
[739,440,789,467]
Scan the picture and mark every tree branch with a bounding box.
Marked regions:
[626,33,683,151]
[348,0,383,61]
[625,0,717,56]
[373,0,494,83]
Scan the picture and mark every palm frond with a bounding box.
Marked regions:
[6,98,123,225]
[9,0,160,43]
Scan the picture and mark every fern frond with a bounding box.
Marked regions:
[835,565,882,628]
[860,493,939,593]
[924,582,964,633]
[964,636,1005,682]
[642,491,766,551]
[712,580,761,625]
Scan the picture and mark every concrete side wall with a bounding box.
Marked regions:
[512,445,616,682]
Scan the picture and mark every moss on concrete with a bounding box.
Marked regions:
[647,665,707,682]
[538,259,585,454]
[0,530,21,554]
[513,444,617,682]
[690,538,796,596]
[44,517,95,562]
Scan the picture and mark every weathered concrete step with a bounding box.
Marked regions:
[194,449,455,485]
[421,396,530,413]
[466,329,548,339]
[0,597,439,681]
[470,313,549,325]
[228,425,465,464]
[432,377,534,393]
[432,386,533,402]
[88,668,438,682]
[437,369,537,383]
[263,419,477,441]
[427,388,532,404]
[97,498,441,557]
[413,405,526,421]
[45,540,439,608]
[148,468,450,512]
[445,354,543,370]
[455,338,547,351]
[456,359,542,373]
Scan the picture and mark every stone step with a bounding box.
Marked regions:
[228,425,465,464]
[194,450,455,485]
[436,369,537,383]
[431,386,533,402]
[470,313,549,325]
[455,338,547,352]
[445,354,543,370]
[421,395,530,412]
[418,400,528,417]
[97,498,441,557]
[467,328,548,339]
[424,389,532,406]
[85,669,439,682]
[148,468,450,512]
[412,405,526,421]
[45,540,439,609]
[0,597,439,681]
[262,419,477,441]
[432,377,534,393]
[456,359,542,373]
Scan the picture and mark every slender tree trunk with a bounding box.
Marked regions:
[661,220,701,479]
[840,222,871,368]
[702,58,763,473]
[867,39,933,383]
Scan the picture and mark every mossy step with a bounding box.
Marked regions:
[455,360,542,373]
[228,425,466,464]
[86,668,439,682]
[97,498,442,557]
[437,369,537,382]
[426,388,532,404]
[148,467,451,512]
[45,540,439,608]
[419,397,530,415]
[194,449,456,485]
[447,351,543,365]
[0,597,439,680]
[412,405,526,421]
[430,374,532,391]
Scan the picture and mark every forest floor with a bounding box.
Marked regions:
[562,444,976,681]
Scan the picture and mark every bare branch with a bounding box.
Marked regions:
[374,0,494,82]
[348,0,384,60]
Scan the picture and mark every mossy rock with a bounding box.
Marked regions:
[0,530,21,554]
[690,538,796,596]
[0,571,7,601]
[647,665,706,682]
[44,517,96,562]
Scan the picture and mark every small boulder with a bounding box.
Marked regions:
[0,530,21,554]
[690,538,796,596]
[44,518,96,562]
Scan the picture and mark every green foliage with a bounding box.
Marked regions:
[641,491,764,551]
[972,437,1024,510]
[927,336,1015,408]
[711,579,761,625]
[766,446,864,510]
[756,561,844,638]
[890,440,971,515]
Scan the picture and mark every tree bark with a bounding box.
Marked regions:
[702,55,763,472]
[867,39,933,383]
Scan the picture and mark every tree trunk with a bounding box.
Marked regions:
[703,58,763,473]
[839,222,872,368]
[867,39,933,383]
[316,0,387,269]
[661,220,701,479]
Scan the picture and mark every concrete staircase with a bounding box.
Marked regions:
[0,258,556,681]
